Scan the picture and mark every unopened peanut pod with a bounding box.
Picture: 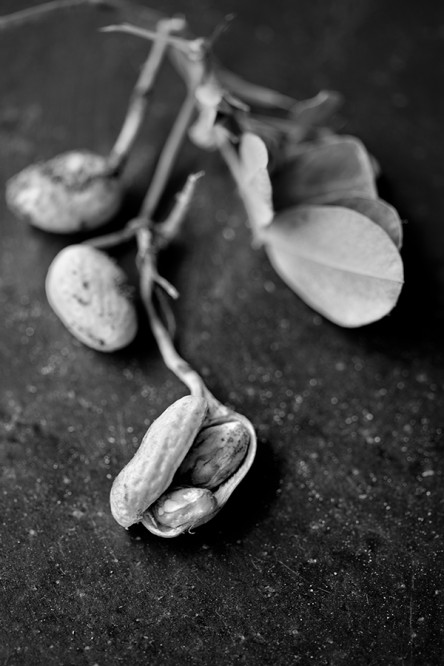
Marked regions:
[6,151,122,233]
[45,244,138,352]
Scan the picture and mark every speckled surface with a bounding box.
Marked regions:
[1,0,443,664]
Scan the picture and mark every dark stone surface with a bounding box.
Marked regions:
[1,0,443,664]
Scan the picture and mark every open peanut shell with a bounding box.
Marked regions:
[110,395,257,538]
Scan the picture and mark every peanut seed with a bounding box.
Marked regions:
[149,486,216,530]
[177,420,250,489]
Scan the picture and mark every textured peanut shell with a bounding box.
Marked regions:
[142,410,257,538]
[6,151,122,233]
[110,396,208,528]
[45,244,138,352]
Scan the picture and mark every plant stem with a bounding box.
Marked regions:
[143,287,208,398]
[156,171,204,247]
[101,23,193,53]
[141,89,197,220]
[108,17,185,173]
[0,0,161,32]
[217,134,244,190]
[86,169,202,250]
[217,135,256,224]
[85,218,144,249]
[136,230,225,416]
[0,0,86,30]
[136,239,205,396]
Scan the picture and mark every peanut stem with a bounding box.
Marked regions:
[108,17,184,173]
[101,23,194,53]
[85,219,145,249]
[155,171,203,247]
[85,170,202,250]
[0,0,161,32]
[0,0,87,30]
[217,136,260,239]
[137,247,205,396]
[136,230,225,415]
[144,288,207,398]
[141,89,197,220]
[144,288,229,419]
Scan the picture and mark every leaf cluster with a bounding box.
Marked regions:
[1,0,405,328]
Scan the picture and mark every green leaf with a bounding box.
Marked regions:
[275,136,377,207]
[330,197,403,249]
[262,205,404,327]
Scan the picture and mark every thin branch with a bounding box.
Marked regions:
[154,286,177,338]
[206,13,235,50]
[0,0,161,32]
[135,220,224,413]
[85,169,203,250]
[144,293,208,398]
[141,264,229,419]
[136,231,206,398]
[156,171,204,248]
[102,22,210,94]
[0,0,88,30]
[217,134,268,241]
[154,274,178,299]
[101,22,193,53]
[217,134,244,189]
[84,218,145,249]
[141,89,197,220]
[107,17,185,173]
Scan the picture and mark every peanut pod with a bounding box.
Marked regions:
[110,395,257,538]
[45,244,138,352]
[6,151,122,234]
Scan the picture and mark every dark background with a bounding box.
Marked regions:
[1,0,443,664]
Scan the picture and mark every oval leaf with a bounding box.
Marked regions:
[262,205,404,327]
[331,197,403,248]
[312,132,382,178]
[274,136,377,208]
